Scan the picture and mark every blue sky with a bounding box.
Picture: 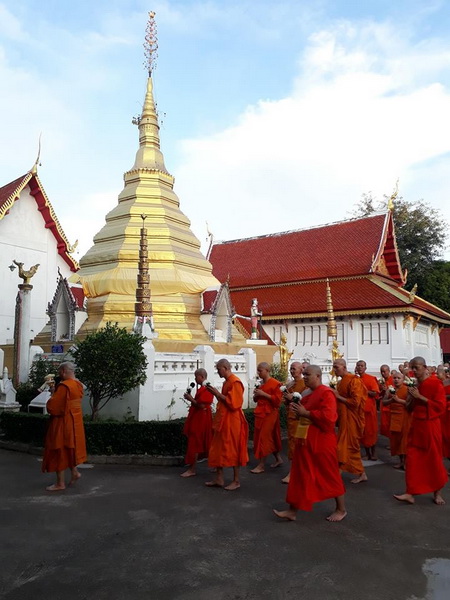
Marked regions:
[1,0,450,262]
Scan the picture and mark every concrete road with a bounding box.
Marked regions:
[0,446,449,600]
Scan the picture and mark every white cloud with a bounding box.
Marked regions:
[174,20,450,256]
[0,3,24,40]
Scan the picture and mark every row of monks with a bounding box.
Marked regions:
[181,357,450,520]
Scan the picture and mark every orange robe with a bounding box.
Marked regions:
[388,384,411,456]
[42,379,87,473]
[441,381,450,458]
[208,374,249,468]
[183,385,214,465]
[286,379,306,460]
[360,373,379,447]
[337,374,366,474]
[380,375,393,437]
[253,377,282,459]
[405,377,448,495]
[286,385,345,511]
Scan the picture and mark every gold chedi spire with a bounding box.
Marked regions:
[75,12,220,342]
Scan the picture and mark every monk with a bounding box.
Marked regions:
[42,361,87,491]
[205,359,249,491]
[273,365,346,522]
[356,360,380,461]
[437,366,450,469]
[379,364,394,438]
[382,370,410,469]
[251,362,283,473]
[394,356,448,505]
[281,361,306,484]
[331,359,367,483]
[181,368,214,478]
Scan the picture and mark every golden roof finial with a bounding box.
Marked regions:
[30,133,42,175]
[144,11,158,76]
[387,178,399,211]
[134,213,157,338]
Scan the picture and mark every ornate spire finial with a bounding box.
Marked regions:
[144,11,158,76]
[31,133,42,175]
[387,179,399,211]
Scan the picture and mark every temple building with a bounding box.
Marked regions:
[209,210,450,371]
[0,164,78,360]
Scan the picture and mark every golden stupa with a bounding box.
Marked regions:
[74,13,222,346]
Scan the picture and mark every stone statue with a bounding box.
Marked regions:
[13,260,40,285]
[250,298,262,340]
[278,332,293,374]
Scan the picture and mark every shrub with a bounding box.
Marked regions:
[71,322,148,420]
[15,383,37,410]
[29,355,62,388]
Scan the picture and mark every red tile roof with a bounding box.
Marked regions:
[228,277,450,323]
[210,213,402,286]
[202,290,218,313]
[70,286,85,310]
[0,172,78,272]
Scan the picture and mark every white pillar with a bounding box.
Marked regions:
[238,347,257,409]
[18,285,33,383]
[193,345,215,381]
[0,348,4,373]
[137,340,156,421]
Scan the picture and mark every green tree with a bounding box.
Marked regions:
[354,193,448,301]
[71,322,148,420]
[414,260,450,314]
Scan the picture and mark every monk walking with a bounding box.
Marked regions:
[379,364,394,438]
[437,366,450,472]
[394,357,448,505]
[251,362,283,473]
[205,359,249,491]
[382,370,410,469]
[356,360,380,461]
[42,361,87,491]
[281,361,306,484]
[181,368,214,478]
[273,365,346,522]
[332,359,367,483]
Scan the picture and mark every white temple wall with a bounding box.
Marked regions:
[0,187,73,345]
[265,316,444,376]
[82,345,258,422]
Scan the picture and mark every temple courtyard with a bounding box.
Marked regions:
[1,444,449,600]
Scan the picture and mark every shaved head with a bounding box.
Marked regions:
[305,364,322,376]
[258,362,270,371]
[216,359,231,370]
[195,368,207,378]
[334,359,346,368]
[411,356,426,366]
[303,364,322,390]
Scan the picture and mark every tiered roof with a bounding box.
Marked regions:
[209,212,450,325]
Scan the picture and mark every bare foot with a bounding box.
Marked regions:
[224,481,240,491]
[46,484,66,492]
[250,467,265,474]
[281,474,290,484]
[393,464,403,469]
[180,470,196,478]
[273,509,296,521]
[326,510,347,522]
[205,480,224,488]
[393,493,415,504]
[369,456,378,461]
[69,472,81,486]
[270,460,284,469]
[351,473,368,484]
[433,493,445,505]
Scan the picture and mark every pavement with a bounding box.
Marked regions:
[1,443,450,600]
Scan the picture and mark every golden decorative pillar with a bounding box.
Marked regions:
[326,279,342,385]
